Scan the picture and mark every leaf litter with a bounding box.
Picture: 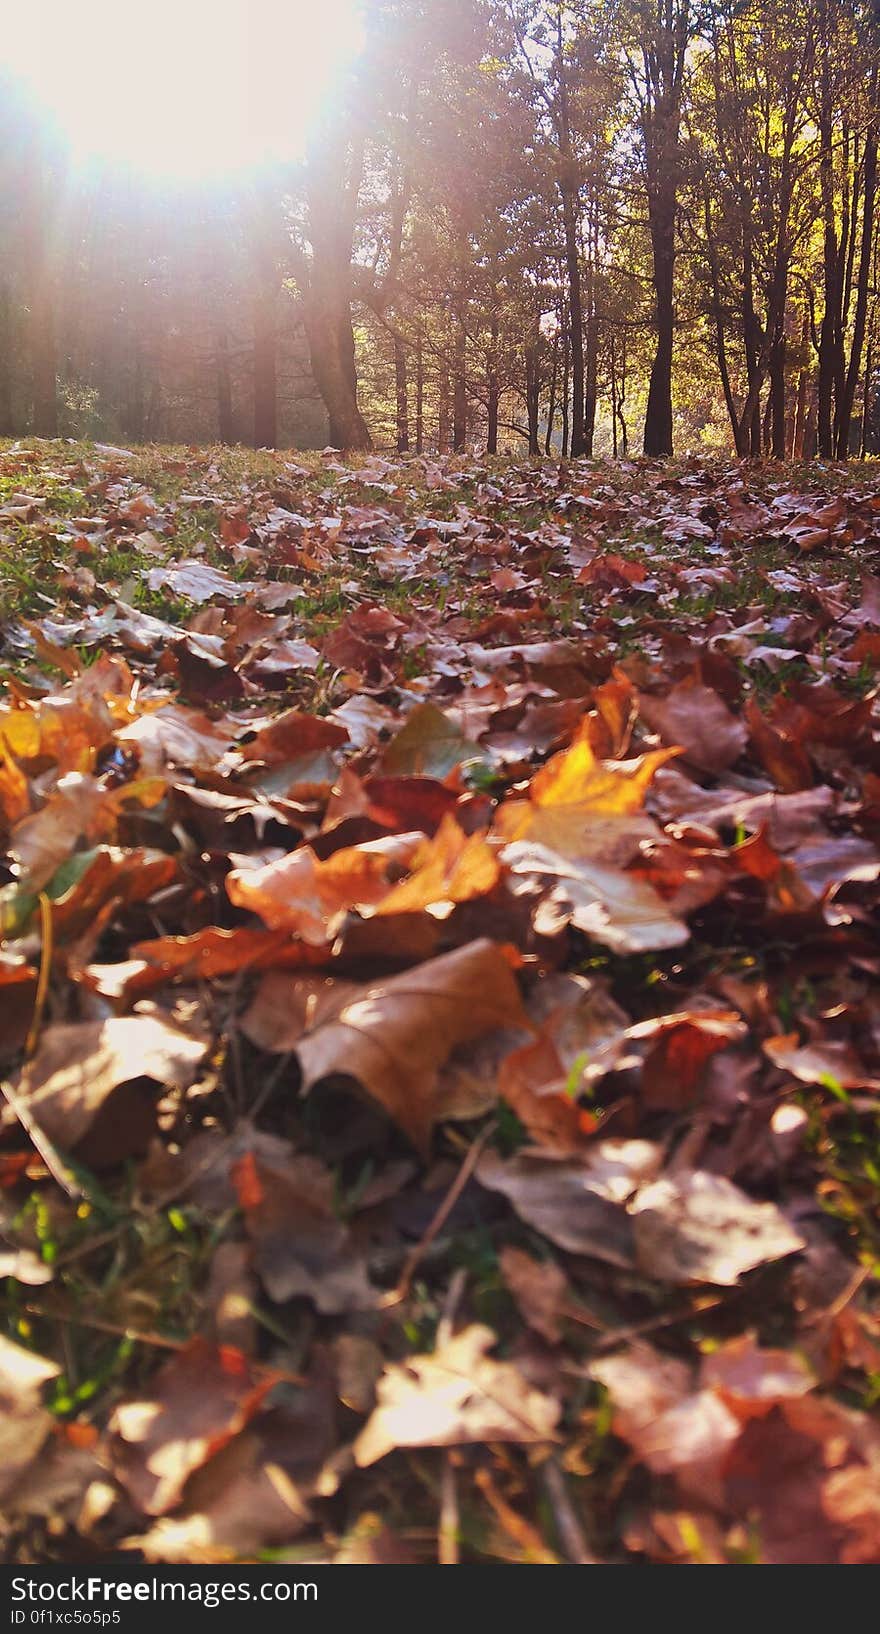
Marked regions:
[0,441,879,1563]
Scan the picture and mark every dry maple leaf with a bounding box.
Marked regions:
[10,772,164,891]
[373,812,499,917]
[237,707,348,764]
[480,1144,804,1285]
[478,1141,662,1267]
[380,701,481,779]
[125,1384,336,1563]
[146,558,250,603]
[118,703,232,774]
[226,833,420,940]
[639,680,748,774]
[763,1032,880,1091]
[499,1247,571,1344]
[626,1010,746,1109]
[10,1015,209,1154]
[506,839,689,953]
[243,939,528,1150]
[630,1171,805,1285]
[108,1338,275,1516]
[353,1323,560,1466]
[231,1149,375,1313]
[0,1335,60,1503]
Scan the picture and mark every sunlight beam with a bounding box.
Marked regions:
[0,0,364,180]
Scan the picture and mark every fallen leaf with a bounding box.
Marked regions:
[354,1324,559,1465]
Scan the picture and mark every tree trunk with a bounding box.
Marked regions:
[544,328,558,455]
[861,332,874,456]
[438,370,451,452]
[525,319,540,455]
[394,337,409,452]
[302,135,372,450]
[817,35,844,458]
[0,281,15,436]
[643,211,675,456]
[769,330,786,459]
[24,142,57,438]
[837,114,877,457]
[560,313,570,457]
[554,16,585,458]
[215,327,234,444]
[453,311,467,452]
[583,209,598,455]
[253,282,277,448]
[415,325,424,454]
[639,7,688,458]
[487,300,500,455]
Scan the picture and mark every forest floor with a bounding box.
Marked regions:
[0,436,879,1566]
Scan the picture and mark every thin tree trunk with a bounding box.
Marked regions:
[643,217,674,456]
[861,331,874,456]
[0,281,15,436]
[554,13,586,457]
[215,327,234,443]
[610,332,619,459]
[253,282,277,448]
[769,330,786,458]
[817,22,844,458]
[544,328,558,455]
[525,317,540,455]
[415,324,424,454]
[394,337,409,452]
[24,142,57,438]
[837,108,877,457]
[793,306,811,457]
[438,369,451,452]
[453,316,467,452]
[560,314,570,457]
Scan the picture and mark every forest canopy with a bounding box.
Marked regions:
[3,0,880,460]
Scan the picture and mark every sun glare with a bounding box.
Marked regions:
[0,0,364,180]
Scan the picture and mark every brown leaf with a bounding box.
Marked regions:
[592,1343,740,1505]
[506,840,690,953]
[627,1010,746,1109]
[374,813,499,916]
[478,1142,662,1268]
[763,1032,880,1091]
[11,1016,208,1155]
[354,1324,559,1465]
[630,1171,805,1284]
[500,1247,571,1343]
[701,1332,814,1419]
[639,680,747,774]
[109,1338,275,1515]
[232,1149,374,1313]
[118,703,231,773]
[379,701,481,779]
[273,939,528,1150]
[0,1336,60,1503]
[226,833,420,940]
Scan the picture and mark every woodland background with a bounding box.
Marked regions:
[3,0,880,461]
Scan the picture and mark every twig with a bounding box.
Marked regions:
[540,1456,597,1565]
[592,1295,725,1352]
[383,1122,496,1307]
[25,892,53,1058]
[1,1076,82,1199]
[814,1261,873,1323]
[436,1270,467,1562]
[22,1300,306,1387]
[438,1456,460,1565]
